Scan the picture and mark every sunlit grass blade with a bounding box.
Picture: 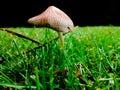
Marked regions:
[35,66,43,90]
[0,83,37,89]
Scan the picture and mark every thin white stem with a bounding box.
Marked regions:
[58,32,64,48]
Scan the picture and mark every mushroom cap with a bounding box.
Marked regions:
[28,6,74,33]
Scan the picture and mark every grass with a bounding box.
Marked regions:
[0,26,120,90]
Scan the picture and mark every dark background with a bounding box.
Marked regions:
[0,0,120,27]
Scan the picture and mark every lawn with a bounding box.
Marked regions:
[0,26,120,90]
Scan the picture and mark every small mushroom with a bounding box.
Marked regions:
[28,6,74,48]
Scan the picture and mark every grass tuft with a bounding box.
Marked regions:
[0,26,120,89]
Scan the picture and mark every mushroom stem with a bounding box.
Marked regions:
[58,32,64,48]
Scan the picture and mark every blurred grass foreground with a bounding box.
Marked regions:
[0,26,120,90]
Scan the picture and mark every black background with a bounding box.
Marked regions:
[0,0,120,27]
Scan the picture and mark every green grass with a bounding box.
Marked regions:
[0,26,120,90]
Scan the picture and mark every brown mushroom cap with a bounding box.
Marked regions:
[28,6,74,33]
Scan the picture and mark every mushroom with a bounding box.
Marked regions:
[27,6,74,48]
